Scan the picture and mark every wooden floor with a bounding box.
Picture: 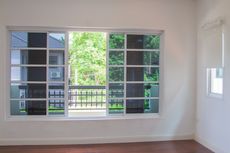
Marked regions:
[0,140,213,153]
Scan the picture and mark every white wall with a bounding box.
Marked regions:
[196,0,230,153]
[0,0,196,145]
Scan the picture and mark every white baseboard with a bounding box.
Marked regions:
[0,134,193,146]
[195,135,227,153]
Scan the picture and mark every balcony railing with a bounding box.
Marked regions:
[18,85,123,113]
[68,85,106,110]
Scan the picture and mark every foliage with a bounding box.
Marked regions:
[69,32,160,86]
[69,32,106,85]
[109,34,125,49]
[109,51,124,65]
[144,35,160,49]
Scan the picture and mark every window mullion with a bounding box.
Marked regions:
[106,32,109,117]
[64,32,69,117]
[124,34,127,115]
[46,32,49,116]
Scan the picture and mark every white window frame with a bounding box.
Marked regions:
[206,67,224,99]
[9,30,67,117]
[6,26,163,120]
[107,32,161,116]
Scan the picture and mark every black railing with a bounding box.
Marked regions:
[19,85,122,111]
[68,85,106,110]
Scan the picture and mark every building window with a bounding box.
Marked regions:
[9,29,161,117]
[207,68,223,98]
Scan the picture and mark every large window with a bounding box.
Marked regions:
[9,29,161,118]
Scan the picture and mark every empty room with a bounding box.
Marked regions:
[0,0,229,153]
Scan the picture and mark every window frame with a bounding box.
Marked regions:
[206,67,224,99]
[6,26,164,120]
[9,30,68,117]
[107,33,161,115]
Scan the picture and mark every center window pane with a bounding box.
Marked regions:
[68,32,106,117]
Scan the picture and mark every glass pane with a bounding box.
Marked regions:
[127,35,160,49]
[49,50,64,65]
[127,51,159,65]
[27,67,46,81]
[109,99,124,114]
[109,34,125,49]
[11,83,26,99]
[10,83,46,98]
[109,51,124,65]
[28,33,47,48]
[126,99,145,113]
[127,35,145,49]
[144,67,159,82]
[109,67,124,81]
[11,67,21,81]
[49,100,65,115]
[126,99,159,114]
[109,83,124,98]
[49,84,64,98]
[11,100,46,115]
[49,67,64,81]
[11,49,47,65]
[126,83,159,97]
[127,51,143,65]
[11,50,21,64]
[11,32,28,48]
[144,99,159,113]
[11,67,46,81]
[11,100,27,115]
[144,51,159,65]
[27,100,46,115]
[127,67,159,82]
[127,67,144,81]
[210,68,223,94]
[143,35,160,49]
[49,33,65,48]
[11,32,48,48]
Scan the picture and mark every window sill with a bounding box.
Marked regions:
[5,113,161,122]
[207,93,223,100]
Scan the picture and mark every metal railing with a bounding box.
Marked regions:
[19,85,122,111]
[68,85,106,110]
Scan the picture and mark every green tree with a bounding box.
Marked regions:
[69,32,106,85]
